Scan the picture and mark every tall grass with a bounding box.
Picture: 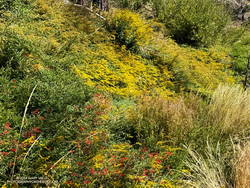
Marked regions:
[184,142,230,188]
[129,95,198,144]
[235,141,250,188]
[208,85,250,134]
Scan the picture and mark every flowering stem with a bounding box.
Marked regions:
[21,134,42,170]
[11,85,38,181]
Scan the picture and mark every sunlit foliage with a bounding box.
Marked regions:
[0,0,247,187]
[153,0,231,46]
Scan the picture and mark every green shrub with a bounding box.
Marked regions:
[0,0,19,11]
[13,70,93,117]
[107,9,153,52]
[153,0,231,46]
[230,34,250,75]
[0,31,32,76]
[0,0,32,17]
[220,26,246,46]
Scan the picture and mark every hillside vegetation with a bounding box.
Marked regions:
[0,0,250,187]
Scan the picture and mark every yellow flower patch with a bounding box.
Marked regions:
[73,43,173,97]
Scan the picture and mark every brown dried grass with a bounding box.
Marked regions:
[235,141,250,188]
[209,85,250,134]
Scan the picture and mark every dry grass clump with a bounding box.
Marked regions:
[184,142,229,188]
[235,141,250,188]
[208,85,250,134]
[130,95,198,143]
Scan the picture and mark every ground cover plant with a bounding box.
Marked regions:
[0,0,250,187]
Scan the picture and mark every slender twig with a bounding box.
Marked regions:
[20,85,38,135]
[46,150,73,174]
[11,85,38,181]
[45,134,96,174]
[21,135,42,168]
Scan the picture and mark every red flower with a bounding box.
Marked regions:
[1,151,9,156]
[95,111,102,116]
[143,171,148,176]
[79,127,85,131]
[102,168,108,175]
[148,153,154,158]
[32,127,41,133]
[97,171,102,175]
[93,93,101,97]
[0,130,10,136]
[90,168,95,175]
[76,162,84,166]
[65,180,73,185]
[38,116,45,120]
[155,159,161,164]
[120,157,129,162]
[83,180,91,184]
[149,169,155,174]
[32,109,40,115]
[85,139,91,145]
[4,122,12,130]
[85,104,94,110]
[148,152,158,158]
[10,148,16,152]
[12,80,17,83]
[165,151,173,156]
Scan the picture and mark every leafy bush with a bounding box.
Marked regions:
[150,38,235,95]
[220,26,246,46]
[12,70,94,119]
[0,0,33,18]
[153,0,231,46]
[0,0,20,11]
[230,33,250,75]
[107,9,153,52]
[0,31,33,79]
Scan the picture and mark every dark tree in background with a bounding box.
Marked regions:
[75,0,109,11]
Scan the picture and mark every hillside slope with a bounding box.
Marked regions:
[0,0,249,187]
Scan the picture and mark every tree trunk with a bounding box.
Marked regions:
[75,0,109,11]
[100,0,109,11]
